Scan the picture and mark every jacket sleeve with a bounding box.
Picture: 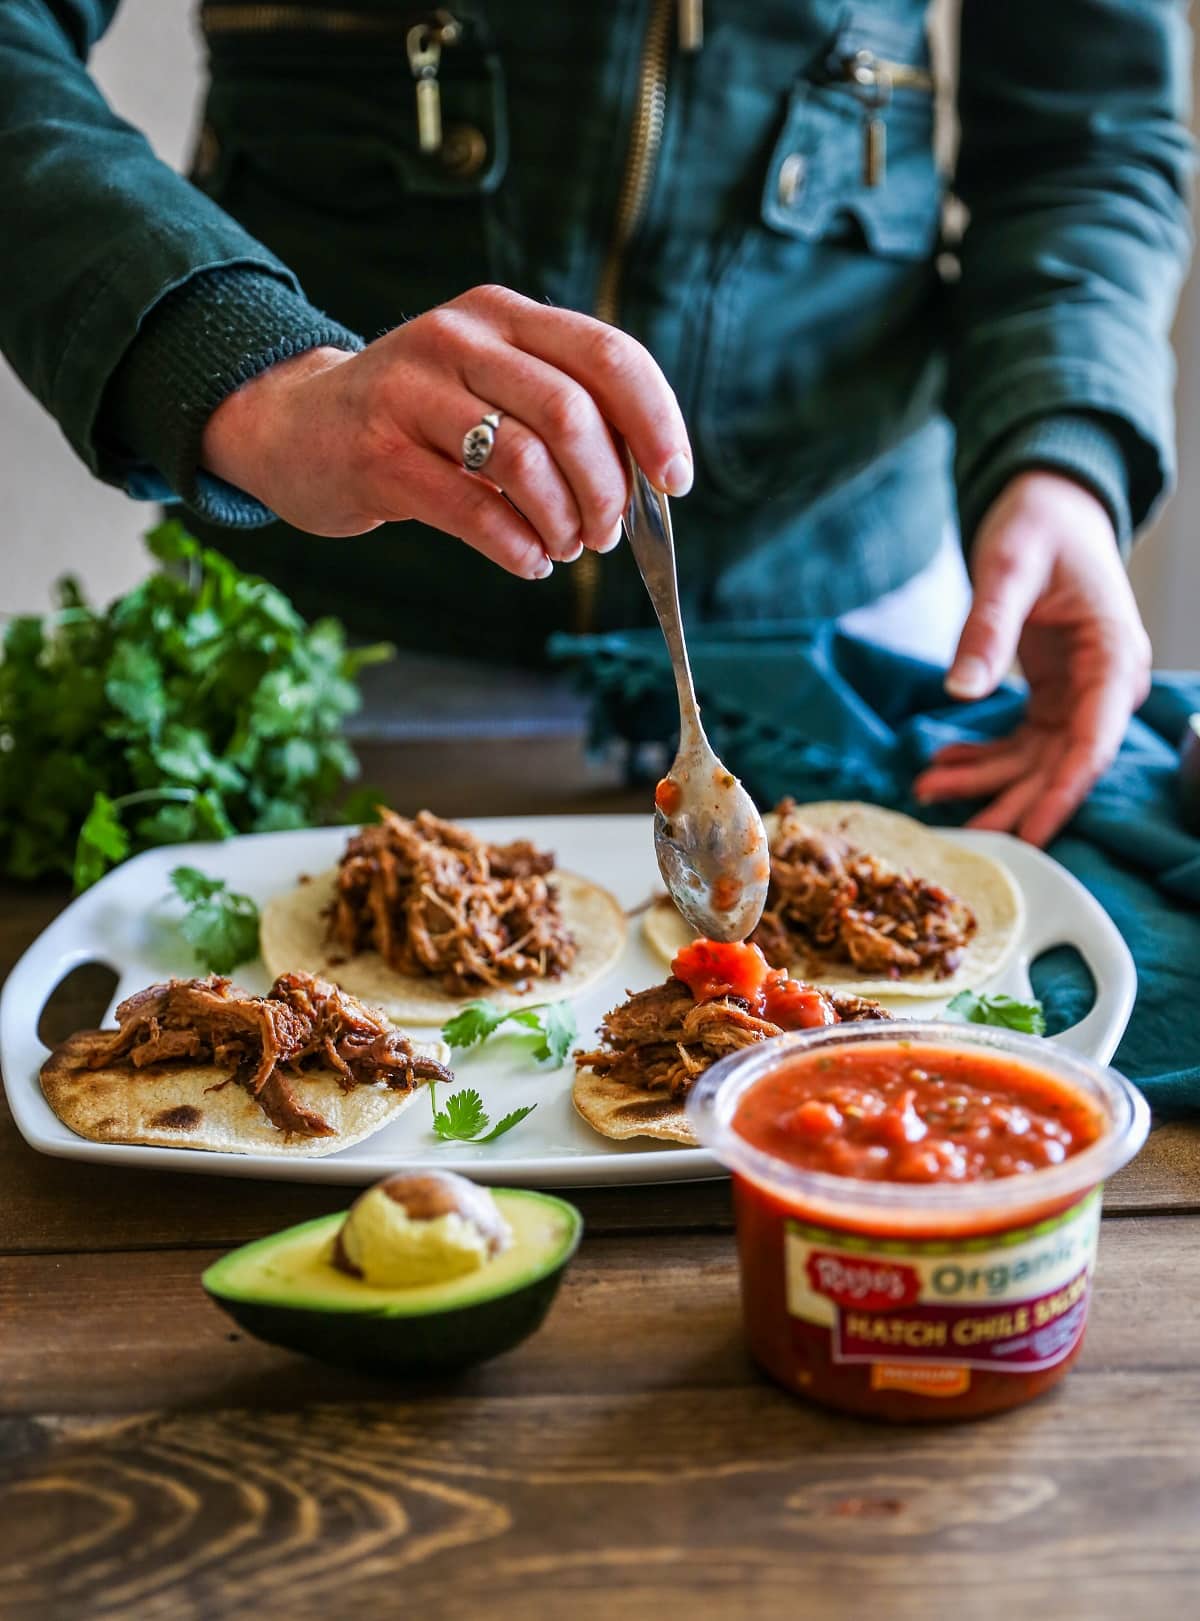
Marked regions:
[0,0,361,525]
[948,0,1194,550]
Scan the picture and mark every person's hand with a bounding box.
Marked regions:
[912,471,1151,847]
[199,284,693,579]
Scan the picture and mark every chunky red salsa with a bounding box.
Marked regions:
[733,1042,1104,1183]
[672,940,836,1031]
[654,777,683,816]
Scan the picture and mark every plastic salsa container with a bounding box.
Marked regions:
[687,1023,1150,1422]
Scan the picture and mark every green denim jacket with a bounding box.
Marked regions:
[0,1,1193,658]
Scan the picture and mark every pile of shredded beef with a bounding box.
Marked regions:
[326,808,577,993]
[81,971,452,1137]
[750,800,977,979]
[575,979,891,1100]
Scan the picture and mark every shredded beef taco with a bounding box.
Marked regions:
[644,800,1022,999]
[261,809,625,1025]
[40,971,451,1157]
[574,940,893,1147]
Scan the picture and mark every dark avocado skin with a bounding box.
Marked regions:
[207,1262,570,1376]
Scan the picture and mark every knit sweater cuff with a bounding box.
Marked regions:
[957,412,1134,557]
[103,267,364,528]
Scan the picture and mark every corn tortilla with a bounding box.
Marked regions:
[644,801,1023,999]
[261,867,626,1025]
[40,1035,449,1157]
[572,1067,696,1147]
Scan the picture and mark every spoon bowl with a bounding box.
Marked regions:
[621,453,771,943]
[652,757,772,943]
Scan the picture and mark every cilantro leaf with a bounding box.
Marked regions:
[429,1083,537,1144]
[478,1106,538,1143]
[442,1000,517,1051]
[441,999,576,1069]
[523,1002,576,1066]
[104,641,167,731]
[72,793,130,892]
[169,864,225,905]
[144,518,194,567]
[169,866,260,974]
[338,786,390,826]
[431,1086,489,1141]
[945,991,1047,1037]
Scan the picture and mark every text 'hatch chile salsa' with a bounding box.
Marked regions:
[685,971,1149,1422]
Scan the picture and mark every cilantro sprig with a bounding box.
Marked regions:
[442,999,576,1069]
[945,991,1047,1037]
[0,522,392,890]
[429,1083,537,1144]
[168,865,260,975]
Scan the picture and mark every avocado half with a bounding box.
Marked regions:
[202,1188,582,1376]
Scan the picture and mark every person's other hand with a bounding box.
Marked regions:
[199,284,692,579]
[912,471,1151,847]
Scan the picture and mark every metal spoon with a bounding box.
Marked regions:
[621,450,771,944]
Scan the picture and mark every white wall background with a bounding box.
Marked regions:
[2,0,202,615]
[2,0,1197,662]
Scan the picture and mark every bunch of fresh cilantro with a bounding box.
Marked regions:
[0,522,391,890]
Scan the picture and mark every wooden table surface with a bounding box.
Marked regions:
[2,743,1199,1620]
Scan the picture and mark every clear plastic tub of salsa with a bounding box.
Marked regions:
[688,1023,1149,1422]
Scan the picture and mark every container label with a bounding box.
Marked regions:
[784,1189,1101,1376]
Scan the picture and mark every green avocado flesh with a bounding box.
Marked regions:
[202,1188,582,1375]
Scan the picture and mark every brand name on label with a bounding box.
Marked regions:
[806,1251,921,1310]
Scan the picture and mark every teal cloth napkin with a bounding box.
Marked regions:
[551,626,1200,1116]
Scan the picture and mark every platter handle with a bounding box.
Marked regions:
[1027,905,1138,1069]
[0,895,120,1105]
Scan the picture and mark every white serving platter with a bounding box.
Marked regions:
[1,816,1136,1188]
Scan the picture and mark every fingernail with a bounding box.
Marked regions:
[562,538,584,563]
[662,452,693,497]
[596,523,623,554]
[945,655,990,700]
[530,554,553,580]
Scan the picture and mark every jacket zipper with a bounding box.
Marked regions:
[406,13,463,154]
[835,49,935,188]
[577,0,675,633]
[202,8,463,157]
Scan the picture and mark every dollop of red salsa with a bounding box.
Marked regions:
[733,1042,1104,1183]
[671,940,836,1031]
[654,777,683,817]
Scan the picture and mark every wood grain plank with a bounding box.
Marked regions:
[1104,1122,1200,1211]
[1,1368,1198,1621]
[0,1121,734,1255]
[0,1217,1194,1416]
[2,1071,1198,1262]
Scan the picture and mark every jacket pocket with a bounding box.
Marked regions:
[695,56,942,507]
[192,8,515,313]
[759,80,940,258]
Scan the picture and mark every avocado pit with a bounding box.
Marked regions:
[332,1170,511,1288]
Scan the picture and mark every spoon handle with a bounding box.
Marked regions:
[621,450,705,748]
